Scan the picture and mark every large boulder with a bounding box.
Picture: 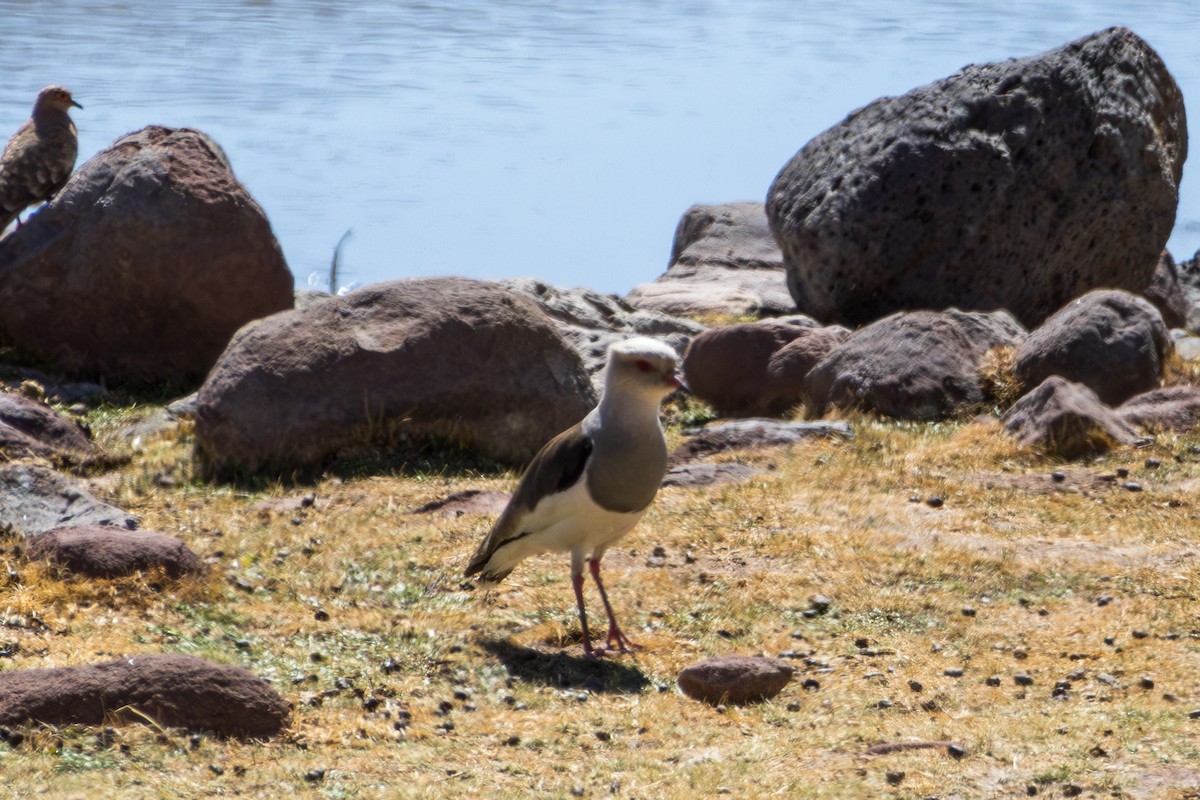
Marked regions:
[194,277,596,475]
[626,202,794,318]
[0,392,95,463]
[503,278,702,388]
[0,654,289,738]
[1013,289,1171,406]
[767,27,1187,328]
[0,126,294,385]
[1001,376,1141,458]
[682,320,847,417]
[804,309,1025,420]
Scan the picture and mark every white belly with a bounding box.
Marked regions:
[484,477,646,579]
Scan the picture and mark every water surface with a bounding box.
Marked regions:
[1,1,1197,296]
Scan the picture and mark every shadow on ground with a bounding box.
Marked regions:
[479,638,652,694]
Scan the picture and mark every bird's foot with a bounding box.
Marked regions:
[604,626,638,654]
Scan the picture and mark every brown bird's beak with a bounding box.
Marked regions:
[667,370,689,394]
[71,99,83,110]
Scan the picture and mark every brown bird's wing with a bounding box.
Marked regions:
[464,421,593,580]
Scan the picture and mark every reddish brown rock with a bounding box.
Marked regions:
[677,655,794,705]
[626,202,793,318]
[194,277,595,476]
[1117,385,1200,432]
[25,525,204,579]
[767,28,1186,327]
[1001,376,1141,458]
[804,309,1025,420]
[1013,289,1171,406]
[0,126,293,385]
[683,320,844,417]
[0,654,289,738]
[0,392,94,462]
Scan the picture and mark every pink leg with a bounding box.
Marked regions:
[589,558,635,652]
[572,571,596,658]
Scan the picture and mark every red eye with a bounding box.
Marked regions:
[635,359,653,372]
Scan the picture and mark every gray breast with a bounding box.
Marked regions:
[585,426,668,513]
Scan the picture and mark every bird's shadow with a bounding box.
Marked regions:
[478,638,651,694]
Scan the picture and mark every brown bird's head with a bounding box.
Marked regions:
[34,85,83,114]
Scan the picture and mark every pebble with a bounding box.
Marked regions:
[1131,629,1150,639]
[908,680,924,693]
[1145,457,1161,469]
[1116,467,1130,478]
[1097,594,1114,606]
[1014,674,1034,686]
[809,594,832,614]
[786,701,802,712]
[1067,669,1086,681]
[961,606,976,617]
[305,769,326,782]
[885,771,905,785]
[802,678,820,691]
[504,735,520,746]
[1189,710,1200,720]
[947,743,966,759]
[1097,673,1118,687]
[1051,470,1066,482]
[985,676,1001,687]
[925,496,944,508]
[1124,481,1142,492]
[944,668,964,678]
[313,608,330,622]
[1139,676,1155,690]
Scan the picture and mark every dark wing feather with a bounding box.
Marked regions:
[464,422,593,579]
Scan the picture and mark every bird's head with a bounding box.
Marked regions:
[605,337,685,401]
[35,86,82,113]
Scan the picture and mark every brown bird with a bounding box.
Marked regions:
[465,337,682,657]
[0,85,82,232]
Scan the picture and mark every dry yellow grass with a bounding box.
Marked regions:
[1,406,1199,799]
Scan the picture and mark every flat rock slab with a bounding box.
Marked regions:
[662,462,766,488]
[0,654,289,738]
[0,463,137,536]
[677,655,794,705]
[25,525,204,579]
[410,489,511,516]
[672,419,852,462]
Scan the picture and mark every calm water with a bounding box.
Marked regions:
[2,1,1198,296]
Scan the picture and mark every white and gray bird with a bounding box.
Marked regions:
[0,85,82,233]
[465,337,682,657]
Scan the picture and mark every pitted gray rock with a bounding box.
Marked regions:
[767,27,1186,328]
